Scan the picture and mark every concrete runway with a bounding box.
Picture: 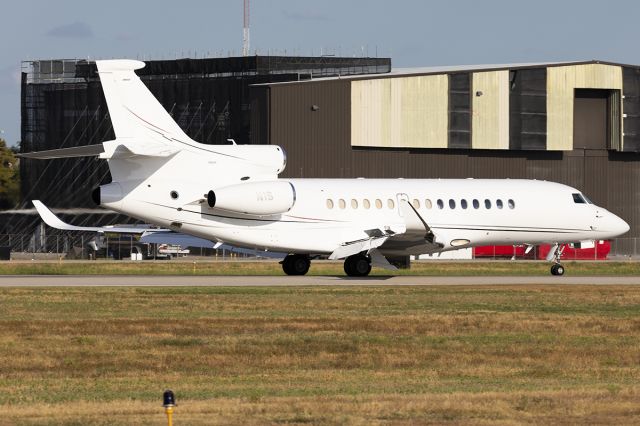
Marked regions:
[2,275,640,286]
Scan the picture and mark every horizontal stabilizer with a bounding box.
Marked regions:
[19,144,105,159]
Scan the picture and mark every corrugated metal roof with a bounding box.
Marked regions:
[253,59,640,87]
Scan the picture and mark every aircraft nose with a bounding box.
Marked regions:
[611,213,630,236]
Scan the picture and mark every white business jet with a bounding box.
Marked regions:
[21,60,629,276]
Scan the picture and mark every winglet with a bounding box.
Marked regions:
[32,200,103,231]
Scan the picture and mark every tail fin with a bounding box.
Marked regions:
[96,60,190,144]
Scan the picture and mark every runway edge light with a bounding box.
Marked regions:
[163,389,176,426]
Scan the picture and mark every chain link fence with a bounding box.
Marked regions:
[1,233,639,261]
[0,233,274,260]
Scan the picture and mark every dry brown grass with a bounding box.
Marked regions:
[0,285,639,424]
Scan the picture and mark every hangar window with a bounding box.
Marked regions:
[387,199,395,209]
[363,199,371,209]
[473,199,480,209]
[485,199,492,209]
[572,193,587,204]
[326,199,334,209]
[375,199,383,209]
[437,199,444,209]
[351,199,358,209]
[461,199,468,209]
[496,199,503,209]
[412,199,420,209]
[449,199,456,209]
[508,199,515,209]
[339,199,346,209]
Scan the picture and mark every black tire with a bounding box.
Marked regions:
[551,264,565,276]
[282,254,310,276]
[344,254,372,277]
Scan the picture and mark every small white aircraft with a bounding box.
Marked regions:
[21,60,630,276]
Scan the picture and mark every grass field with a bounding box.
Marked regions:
[1,285,639,424]
[2,259,640,276]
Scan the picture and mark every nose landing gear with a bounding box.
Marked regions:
[551,263,565,276]
[549,244,565,276]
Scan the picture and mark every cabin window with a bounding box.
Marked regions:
[326,199,334,209]
[473,199,480,209]
[425,199,432,209]
[363,199,371,209]
[412,199,420,209]
[437,199,444,209]
[449,199,456,209]
[387,199,395,209]
[572,193,587,204]
[496,199,503,209]
[485,199,492,209]
[461,199,468,209]
[351,199,358,209]
[339,199,346,209]
[375,199,383,209]
[508,199,515,209]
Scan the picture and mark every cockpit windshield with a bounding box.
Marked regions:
[572,193,587,204]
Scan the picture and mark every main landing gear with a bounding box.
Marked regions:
[344,253,372,277]
[281,254,311,276]
[280,253,373,277]
[550,244,565,276]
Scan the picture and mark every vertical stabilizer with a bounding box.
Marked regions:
[96,60,190,144]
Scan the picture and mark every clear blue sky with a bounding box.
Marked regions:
[1,0,640,147]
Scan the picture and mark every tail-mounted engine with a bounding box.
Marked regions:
[207,181,296,216]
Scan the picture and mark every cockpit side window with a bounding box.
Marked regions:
[572,193,587,204]
[583,194,594,204]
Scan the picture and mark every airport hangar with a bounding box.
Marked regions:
[12,57,640,255]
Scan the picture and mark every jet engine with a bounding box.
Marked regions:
[207,181,296,216]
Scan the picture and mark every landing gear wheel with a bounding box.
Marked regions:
[550,264,565,276]
[344,254,372,277]
[281,254,310,276]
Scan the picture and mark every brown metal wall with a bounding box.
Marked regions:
[265,81,640,242]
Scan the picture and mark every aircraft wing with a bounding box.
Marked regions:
[328,199,443,266]
[378,199,443,256]
[139,231,221,249]
[32,200,219,248]
[32,200,159,233]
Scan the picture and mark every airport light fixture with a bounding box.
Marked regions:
[163,390,176,426]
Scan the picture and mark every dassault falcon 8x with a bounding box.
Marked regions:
[21,60,630,276]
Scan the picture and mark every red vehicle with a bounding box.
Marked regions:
[474,240,611,260]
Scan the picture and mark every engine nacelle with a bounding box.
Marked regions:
[91,182,123,209]
[207,181,296,216]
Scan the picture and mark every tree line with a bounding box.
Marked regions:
[0,138,20,209]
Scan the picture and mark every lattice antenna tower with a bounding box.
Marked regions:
[242,0,250,56]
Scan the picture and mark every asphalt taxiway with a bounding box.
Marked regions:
[2,275,640,286]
